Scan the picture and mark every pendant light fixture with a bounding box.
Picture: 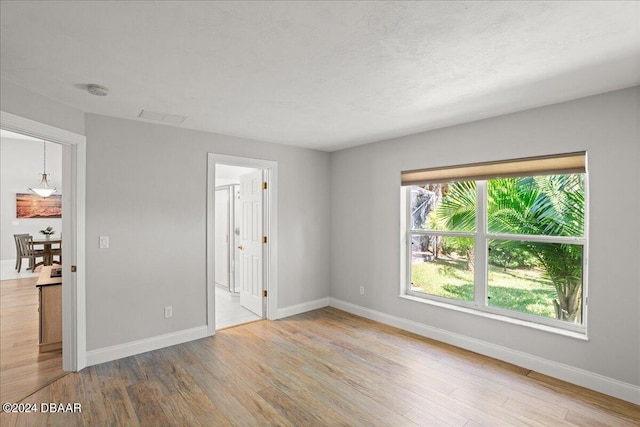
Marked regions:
[29,140,56,197]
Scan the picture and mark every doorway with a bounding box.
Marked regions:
[206,154,277,334]
[214,164,261,328]
[0,110,86,377]
[0,131,65,403]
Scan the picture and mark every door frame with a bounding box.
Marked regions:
[1,110,87,371]
[206,153,277,335]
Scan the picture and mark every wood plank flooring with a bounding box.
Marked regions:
[2,307,639,426]
[0,277,65,404]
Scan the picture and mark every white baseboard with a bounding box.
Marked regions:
[329,298,640,405]
[86,326,208,367]
[275,297,330,320]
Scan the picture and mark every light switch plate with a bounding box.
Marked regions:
[99,236,109,249]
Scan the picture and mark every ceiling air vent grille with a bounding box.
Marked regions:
[139,110,187,124]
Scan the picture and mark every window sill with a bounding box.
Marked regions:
[399,293,588,341]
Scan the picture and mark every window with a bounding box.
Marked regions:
[401,153,587,333]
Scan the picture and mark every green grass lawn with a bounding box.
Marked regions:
[411,256,557,319]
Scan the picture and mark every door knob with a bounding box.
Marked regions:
[238,245,243,250]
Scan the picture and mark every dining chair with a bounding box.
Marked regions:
[16,234,45,272]
[51,239,62,265]
[13,233,29,271]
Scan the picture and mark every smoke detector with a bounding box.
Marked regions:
[87,84,109,96]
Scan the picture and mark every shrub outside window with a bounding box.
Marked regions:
[402,153,587,332]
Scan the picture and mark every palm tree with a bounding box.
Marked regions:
[436,175,585,322]
[435,181,476,269]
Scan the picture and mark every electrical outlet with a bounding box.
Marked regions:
[359,286,364,295]
[164,306,173,318]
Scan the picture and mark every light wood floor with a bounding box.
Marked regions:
[2,307,639,426]
[0,277,65,404]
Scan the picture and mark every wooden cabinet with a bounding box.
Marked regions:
[36,266,62,353]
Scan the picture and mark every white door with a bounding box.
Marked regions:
[237,170,264,316]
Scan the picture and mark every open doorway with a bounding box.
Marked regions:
[214,164,263,328]
[0,130,65,403]
[207,154,277,334]
[1,111,86,395]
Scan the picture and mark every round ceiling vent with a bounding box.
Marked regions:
[87,84,109,96]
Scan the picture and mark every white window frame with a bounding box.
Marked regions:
[400,176,589,336]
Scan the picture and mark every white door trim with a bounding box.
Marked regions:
[0,111,87,371]
[206,153,278,335]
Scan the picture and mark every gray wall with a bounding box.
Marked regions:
[0,138,63,261]
[84,114,331,350]
[330,86,640,386]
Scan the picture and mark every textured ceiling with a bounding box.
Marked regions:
[1,1,639,151]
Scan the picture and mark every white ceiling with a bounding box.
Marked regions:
[1,1,638,152]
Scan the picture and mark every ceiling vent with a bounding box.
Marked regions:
[139,110,187,124]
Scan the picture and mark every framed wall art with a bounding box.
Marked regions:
[16,193,62,218]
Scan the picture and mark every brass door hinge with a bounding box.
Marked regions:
[262,290,268,297]
[71,265,77,272]
[262,182,267,190]
[262,236,268,244]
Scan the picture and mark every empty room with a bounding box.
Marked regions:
[1,1,639,426]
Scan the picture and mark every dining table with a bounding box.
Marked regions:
[32,236,62,266]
